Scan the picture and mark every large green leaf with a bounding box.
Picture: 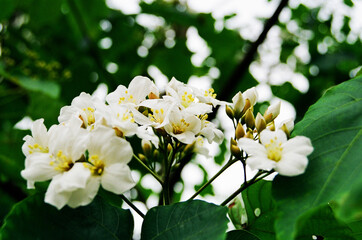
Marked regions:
[141,200,228,240]
[226,230,261,240]
[0,193,134,239]
[295,204,355,240]
[273,77,362,239]
[242,180,275,240]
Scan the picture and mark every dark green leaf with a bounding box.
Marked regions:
[273,77,362,239]
[141,200,228,240]
[226,230,261,240]
[295,204,355,240]
[0,0,17,20]
[242,180,275,240]
[0,193,134,240]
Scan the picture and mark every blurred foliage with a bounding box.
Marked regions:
[0,0,361,229]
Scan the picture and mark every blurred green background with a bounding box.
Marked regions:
[0,0,361,225]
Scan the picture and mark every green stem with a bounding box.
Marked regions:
[120,195,145,218]
[220,170,274,206]
[133,154,163,185]
[189,158,238,200]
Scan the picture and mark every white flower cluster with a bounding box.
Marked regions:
[21,76,226,209]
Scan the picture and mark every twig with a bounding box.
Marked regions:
[120,194,145,218]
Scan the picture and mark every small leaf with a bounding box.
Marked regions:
[0,193,134,240]
[141,200,228,240]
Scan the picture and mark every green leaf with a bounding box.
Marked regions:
[273,77,362,239]
[18,77,61,99]
[0,193,134,240]
[226,230,261,240]
[242,180,275,240]
[271,82,302,105]
[335,179,362,223]
[141,200,228,240]
[0,0,17,20]
[295,204,355,240]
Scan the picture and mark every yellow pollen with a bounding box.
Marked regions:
[88,155,105,176]
[52,150,74,172]
[265,140,283,162]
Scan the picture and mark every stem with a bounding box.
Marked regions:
[189,158,238,200]
[120,195,145,218]
[133,154,163,185]
[220,170,274,206]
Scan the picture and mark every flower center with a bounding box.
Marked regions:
[81,107,95,126]
[50,150,74,172]
[118,90,136,104]
[88,155,105,176]
[204,88,217,98]
[181,91,195,108]
[148,108,165,123]
[172,118,190,134]
[265,139,283,162]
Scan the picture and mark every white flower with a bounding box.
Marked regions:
[191,87,228,107]
[84,126,135,195]
[243,87,258,107]
[22,119,52,158]
[238,129,313,176]
[44,163,96,209]
[164,108,201,144]
[165,78,212,115]
[136,125,160,147]
[137,98,176,128]
[106,76,157,107]
[102,105,138,137]
[199,115,224,144]
[21,118,88,189]
[231,87,258,118]
[58,92,106,129]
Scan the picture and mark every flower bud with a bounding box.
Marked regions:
[232,92,244,119]
[245,129,254,139]
[142,139,152,157]
[235,123,245,139]
[243,87,258,107]
[280,119,294,138]
[267,121,275,131]
[244,108,255,129]
[241,99,252,116]
[264,101,281,123]
[167,143,173,153]
[138,153,147,162]
[225,105,234,119]
[230,138,241,158]
[153,149,159,159]
[255,113,266,133]
[228,197,247,229]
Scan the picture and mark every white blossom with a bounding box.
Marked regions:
[238,129,313,176]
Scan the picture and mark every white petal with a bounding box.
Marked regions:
[243,87,258,106]
[246,155,275,171]
[237,138,267,156]
[260,129,287,145]
[106,85,127,105]
[101,163,135,194]
[128,76,153,103]
[67,177,100,208]
[21,153,58,183]
[282,136,313,156]
[45,175,72,210]
[232,92,244,113]
[275,153,309,176]
[55,163,91,192]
